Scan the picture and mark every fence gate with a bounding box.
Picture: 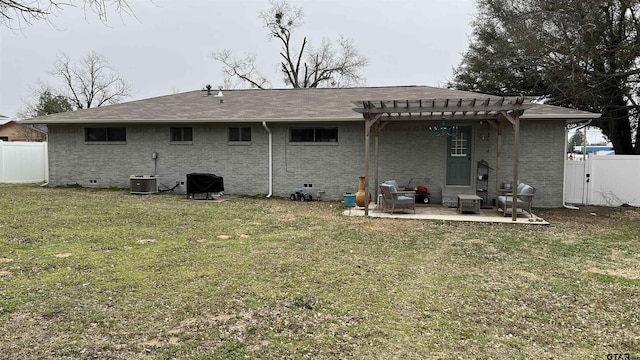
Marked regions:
[588,155,640,206]
[565,160,586,204]
[565,155,640,207]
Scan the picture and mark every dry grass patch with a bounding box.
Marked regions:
[0,185,639,359]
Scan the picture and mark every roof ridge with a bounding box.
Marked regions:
[198,85,434,92]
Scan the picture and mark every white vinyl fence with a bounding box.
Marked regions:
[0,141,48,183]
[565,155,640,207]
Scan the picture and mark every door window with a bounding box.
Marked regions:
[450,132,468,157]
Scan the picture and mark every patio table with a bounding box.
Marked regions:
[457,194,481,214]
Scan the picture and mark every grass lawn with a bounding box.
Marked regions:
[0,184,639,359]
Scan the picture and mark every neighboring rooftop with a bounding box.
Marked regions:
[0,115,10,126]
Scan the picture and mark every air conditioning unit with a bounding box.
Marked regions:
[130,175,158,194]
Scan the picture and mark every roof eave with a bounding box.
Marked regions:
[21,112,602,125]
[20,117,365,125]
[521,113,601,121]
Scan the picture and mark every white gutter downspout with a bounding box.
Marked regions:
[563,119,592,209]
[262,121,273,198]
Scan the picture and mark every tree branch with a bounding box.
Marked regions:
[212,0,367,89]
[1,1,132,28]
[52,51,130,109]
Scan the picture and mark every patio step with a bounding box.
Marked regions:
[441,186,475,208]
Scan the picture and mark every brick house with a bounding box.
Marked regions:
[22,86,600,207]
[0,119,46,142]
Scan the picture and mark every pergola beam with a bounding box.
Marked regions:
[354,104,529,114]
[353,97,531,116]
[373,114,506,121]
[501,111,517,126]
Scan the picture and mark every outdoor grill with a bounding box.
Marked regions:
[186,173,224,199]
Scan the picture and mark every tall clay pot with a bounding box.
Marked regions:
[355,176,369,207]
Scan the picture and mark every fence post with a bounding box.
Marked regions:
[44,141,49,183]
[0,141,4,183]
[585,155,592,205]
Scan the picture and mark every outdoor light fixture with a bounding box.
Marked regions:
[429,117,459,137]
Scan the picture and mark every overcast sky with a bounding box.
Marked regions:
[0,0,477,118]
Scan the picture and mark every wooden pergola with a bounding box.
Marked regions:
[352,97,534,221]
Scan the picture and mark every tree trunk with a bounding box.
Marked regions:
[596,98,635,154]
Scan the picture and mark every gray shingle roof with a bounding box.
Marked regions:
[22,85,600,124]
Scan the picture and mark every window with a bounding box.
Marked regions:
[170,127,193,142]
[290,127,338,143]
[85,127,126,142]
[228,127,251,142]
[450,131,468,157]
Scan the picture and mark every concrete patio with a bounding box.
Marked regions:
[344,203,549,224]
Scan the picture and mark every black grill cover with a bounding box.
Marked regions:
[187,173,224,196]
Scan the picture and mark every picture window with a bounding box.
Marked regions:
[289,127,338,143]
[85,127,126,142]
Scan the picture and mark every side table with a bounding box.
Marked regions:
[457,194,481,214]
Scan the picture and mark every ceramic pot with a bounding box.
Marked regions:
[355,176,369,206]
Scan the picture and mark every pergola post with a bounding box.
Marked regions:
[374,123,379,201]
[364,115,380,216]
[512,115,520,221]
[495,121,503,207]
[501,111,521,221]
[485,120,502,207]
[373,121,389,202]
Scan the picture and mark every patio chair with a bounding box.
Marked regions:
[379,183,415,214]
[382,179,404,190]
[497,183,536,218]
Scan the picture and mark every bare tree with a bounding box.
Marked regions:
[53,51,131,109]
[212,0,368,89]
[214,50,271,89]
[0,0,133,28]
